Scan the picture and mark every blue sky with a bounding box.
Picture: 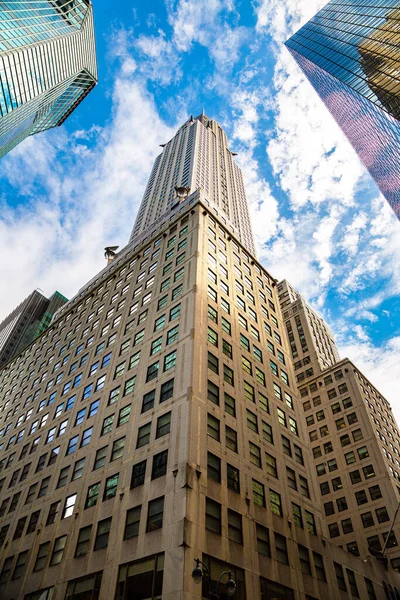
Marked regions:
[0,0,399,416]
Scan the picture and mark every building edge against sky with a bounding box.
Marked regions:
[0,114,400,599]
[0,0,97,159]
[285,0,400,220]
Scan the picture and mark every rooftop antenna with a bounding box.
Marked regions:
[104,246,119,265]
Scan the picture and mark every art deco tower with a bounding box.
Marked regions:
[0,0,97,158]
[286,0,400,220]
[0,116,399,600]
[130,112,256,256]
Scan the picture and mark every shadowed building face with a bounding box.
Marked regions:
[0,0,97,158]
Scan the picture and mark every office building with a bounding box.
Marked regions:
[286,0,400,220]
[0,117,399,600]
[0,290,68,368]
[0,0,97,159]
[279,282,400,568]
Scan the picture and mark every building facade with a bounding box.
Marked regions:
[0,289,68,368]
[0,114,400,600]
[0,0,97,158]
[130,112,255,256]
[279,281,400,569]
[285,0,400,220]
[277,280,340,374]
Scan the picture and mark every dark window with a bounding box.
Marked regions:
[156,412,171,438]
[131,460,146,488]
[94,517,112,550]
[152,451,168,480]
[160,379,174,402]
[205,498,221,534]
[147,496,164,531]
[274,532,289,565]
[227,463,240,493]
[124,506,141,540]
[207,452,221,482]
[228,509,243,544]
[75,525,92,557]
[256,523,271,556]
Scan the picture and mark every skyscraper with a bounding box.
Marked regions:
[286,0,400,220]
[0,116,399,600]
[130,112,255,256]
[0,289,68,367]
[0,0,97,158]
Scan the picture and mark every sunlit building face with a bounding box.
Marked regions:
[286,0,400,220]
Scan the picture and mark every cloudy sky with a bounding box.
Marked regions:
[1,0,399,417]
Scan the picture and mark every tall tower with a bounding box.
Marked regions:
[0,0,97,159]
[130,112,256,256]
[285,0,400,220]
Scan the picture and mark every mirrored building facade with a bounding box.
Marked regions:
[286,0,400,220]
[0,0,97,158]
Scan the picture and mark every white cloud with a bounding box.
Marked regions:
[338,336,400,423]
[0,52,177,320]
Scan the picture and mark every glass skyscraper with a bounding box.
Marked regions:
[286,0,400,220]
[0,0,97,158]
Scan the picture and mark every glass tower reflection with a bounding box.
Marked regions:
[286,0,400,220]
[0,0,97,158]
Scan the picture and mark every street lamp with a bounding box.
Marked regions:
[192,558,236,598]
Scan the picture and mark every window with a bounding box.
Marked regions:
[124,506,141,540]
[252,479,266,507]
[80,426,93,447]
[72,458,85,480]
[94,446,107,470]
[131,460,146,488]
[298,545,311,575]
[34,542,50,571]
[256,523,271,556]
[270,489,282,517]
[75,525,92,557]
[111,437,125,461]
[160,379,174,402]
[38,476,50,497]
[265,453,278,478]
[226,425,237,452]
[152,451,168,480]
[207,452,221,482]
[46,501,61,525]
[94,517,112,550]
[147,497,164,531]
[247,409,258,433]
[361,512,374,528]
[85,483,100,509]
[13,550,29,579]
[205,498,221,534]
[207,352,219,374]
[376,507,390,523]
[164,350,177,371]
[274,532,289,565]
[227,463,240,493]
[207,413,220,441]
[103,474,119,500]
[142,390,155,413]
[223,364,234,386]
[118,405,131,426]
[62,494,77,518]
[137,423,151,448]
[146,361,159,382]
[156,412,171,438]
[313,552,326,582]
[228,509,243,544]
[287,467,297,490]
[249,442,261,467]
[101,415,114,436]
[50,535,67,566]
